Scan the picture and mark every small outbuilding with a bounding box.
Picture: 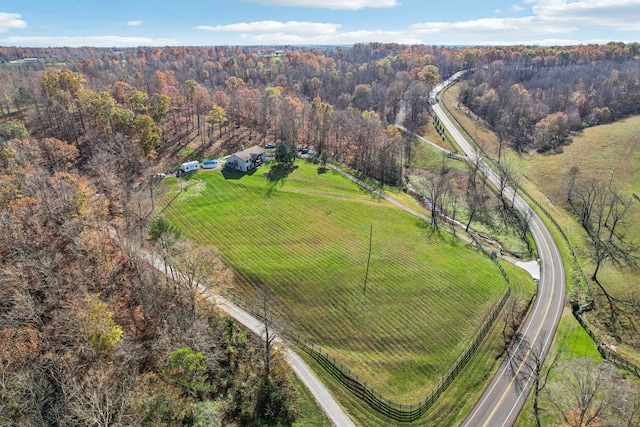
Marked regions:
[177,160,199,176]
[225,146,266,172]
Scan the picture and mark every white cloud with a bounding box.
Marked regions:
[512,4,526,11]
[411,16,563,37]
[495,8,503,13]
[409,0,640,41]
[195,20,423,45]
[0,12,27,33]
[196,21,341,35]
[126,20,142,26]
[530,0,640,30]
[244,0,398,10]
[0,35,180,47]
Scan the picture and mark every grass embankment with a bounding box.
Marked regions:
[513,117,640,300]
[302,259,533,427]
[162,161,513,405]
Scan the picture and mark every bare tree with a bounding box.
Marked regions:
[587,186,637,283]
[566,174,639,327]
[56,361,135,427]
[507,333,562,427]
[464,156,490,232]
[173,243,224,316]
[546,358,620,427]
[258,287,280,379]
[418,169,454,231]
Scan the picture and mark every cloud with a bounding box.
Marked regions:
[244,0,398,10]
[196,19,424,44]
[0,35,180,47]
[530,0,640,31]
[196,21,341,35]
[0,12,27,33]
[195,0,640,46]
[410,0,640,41]
[126,20,142,26]
[411,16,563,37]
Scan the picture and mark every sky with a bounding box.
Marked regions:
[1,0,639,48]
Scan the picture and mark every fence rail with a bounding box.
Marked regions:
[574,313,640,379]
[221,262,511,422]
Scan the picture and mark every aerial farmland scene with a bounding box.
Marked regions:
[1,1,639,426]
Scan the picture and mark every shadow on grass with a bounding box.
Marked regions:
[222,167,258,180]
[317,166,329,175]
[417,219,452,243]
[264,163,297,196]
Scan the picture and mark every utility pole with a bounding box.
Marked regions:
[363,224,373,295]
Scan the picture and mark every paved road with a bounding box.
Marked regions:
[429,74,566,426]
[118,237,356,427]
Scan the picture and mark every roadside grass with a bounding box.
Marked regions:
[408,136,466,172]
[506,118,640,350]
[510,116,640,297]
[291,372,333,427]
[162,161,512,404]
[554,308,602,360]
[442,84,640,306]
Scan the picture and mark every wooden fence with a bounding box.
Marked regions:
[573,313,640,379]
[221,257,511,422]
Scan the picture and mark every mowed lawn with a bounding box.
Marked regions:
[162,161,508,402]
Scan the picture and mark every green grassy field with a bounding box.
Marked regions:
[300,263,533,427]
[161,161,512,403]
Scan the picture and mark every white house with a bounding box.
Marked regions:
[225,146,266,172]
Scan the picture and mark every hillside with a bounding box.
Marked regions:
[161,160,519,403]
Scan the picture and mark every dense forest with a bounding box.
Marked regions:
[1,42,640,425]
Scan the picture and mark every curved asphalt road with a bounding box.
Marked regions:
[429,74,566,426]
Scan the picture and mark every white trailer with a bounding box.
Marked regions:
[177,160,199,176]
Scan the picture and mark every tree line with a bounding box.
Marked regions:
[2,42,640,424]
[0,125,296,424]
[2,43,638,187]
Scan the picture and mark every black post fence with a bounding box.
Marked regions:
[221,266,511,422]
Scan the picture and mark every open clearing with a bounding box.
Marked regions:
[162,161,511,403]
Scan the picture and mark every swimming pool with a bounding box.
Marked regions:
[201,160,218,169]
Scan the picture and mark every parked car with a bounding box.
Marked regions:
[265,143,275,149]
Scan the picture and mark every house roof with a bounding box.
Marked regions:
[234,145,265,161]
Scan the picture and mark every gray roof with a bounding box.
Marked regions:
[234,145,265,161]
